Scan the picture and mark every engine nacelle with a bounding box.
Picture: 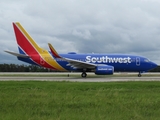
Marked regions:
[95,65,114,75]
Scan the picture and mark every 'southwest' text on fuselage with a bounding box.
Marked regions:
[86,56,132,63]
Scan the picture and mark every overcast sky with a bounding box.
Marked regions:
[0,0,160,64]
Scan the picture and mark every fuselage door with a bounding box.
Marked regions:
[136,57,140,66]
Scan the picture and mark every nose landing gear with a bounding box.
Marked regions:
[138,72,142,77]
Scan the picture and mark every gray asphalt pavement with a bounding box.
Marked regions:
[0,75,160,82]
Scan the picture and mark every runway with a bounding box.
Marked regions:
[0,72,160,82]
[0,76,160,82]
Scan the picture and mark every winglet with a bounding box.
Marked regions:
[48,43,61,58]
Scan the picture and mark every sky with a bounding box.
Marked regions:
[0,0,160,64]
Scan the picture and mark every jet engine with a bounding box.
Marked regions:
[95,65,114,75]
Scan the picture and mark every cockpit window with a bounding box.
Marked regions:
[144,59,150,62]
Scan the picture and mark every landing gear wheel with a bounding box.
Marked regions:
[81,72,87,78]
[138,73,141,77]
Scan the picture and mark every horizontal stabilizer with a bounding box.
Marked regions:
[4,51,30,58]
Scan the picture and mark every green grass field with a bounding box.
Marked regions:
[0,81,160,120]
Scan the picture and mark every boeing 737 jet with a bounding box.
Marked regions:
[5,22,158,77]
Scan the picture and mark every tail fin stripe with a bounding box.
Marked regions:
[18,47,40,65]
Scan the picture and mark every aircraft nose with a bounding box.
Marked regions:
[150,62,158,69]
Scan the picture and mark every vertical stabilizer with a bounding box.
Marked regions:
[12,22,66,71]
[13,22,43,55]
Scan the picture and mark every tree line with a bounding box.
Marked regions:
[0,64,56,72]
[0,63,159,72]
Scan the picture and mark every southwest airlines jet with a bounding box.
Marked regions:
[5,22,157,77]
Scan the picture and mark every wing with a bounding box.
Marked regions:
[64,58,96,69]
[48,43,96,69]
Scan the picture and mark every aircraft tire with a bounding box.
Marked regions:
[81,72,87,78]
[138,73,141,77]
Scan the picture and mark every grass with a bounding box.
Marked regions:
[0,81,160,120]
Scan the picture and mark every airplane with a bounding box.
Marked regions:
[5,22,158,78]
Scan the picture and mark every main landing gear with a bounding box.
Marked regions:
[138,72,142,77]
[81,72,87,78]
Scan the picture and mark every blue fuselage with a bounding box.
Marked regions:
[57,53,157,72]
[18,52,158,73]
